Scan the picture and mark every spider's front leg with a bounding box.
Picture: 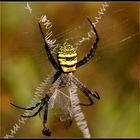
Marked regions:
[76,18,99,68]
[38,23,61,71]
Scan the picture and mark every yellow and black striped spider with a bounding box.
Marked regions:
[10,18,100,136]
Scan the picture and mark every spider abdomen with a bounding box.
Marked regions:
[57,42,77,73]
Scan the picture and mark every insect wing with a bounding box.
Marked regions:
[48,87,73,129]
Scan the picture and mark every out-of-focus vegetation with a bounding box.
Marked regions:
[1,2,139,138]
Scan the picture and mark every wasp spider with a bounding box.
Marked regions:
[11,18,100,136]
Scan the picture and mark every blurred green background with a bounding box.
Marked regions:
[1,2,139,138]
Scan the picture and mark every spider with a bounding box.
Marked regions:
[10,18,100,136]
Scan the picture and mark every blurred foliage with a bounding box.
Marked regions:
[1,2,139,138]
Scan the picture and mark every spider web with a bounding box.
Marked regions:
[2,2,139,138]
[16,2,139,79]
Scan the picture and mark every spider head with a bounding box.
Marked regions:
[57,42,77,73]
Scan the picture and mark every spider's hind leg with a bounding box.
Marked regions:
[42,102,51,136]
[21,99,48,118]
[52,71,61,84]
[82,87,100,100]
[10,96,47,111]
[10,102,41,110]
[71,76,100,106]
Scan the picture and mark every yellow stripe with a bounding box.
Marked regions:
[61,66,76,72]
[58,53,77,58]
[58,59,77,65]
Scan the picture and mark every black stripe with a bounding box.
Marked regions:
[60,64,76,68]
[58,56,77,59]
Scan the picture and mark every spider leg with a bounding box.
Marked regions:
[71,75,100,106]
[21,101,47,118]
[21,76,62,118]
[76,18,99,68]
[10,96,47,110]
[38,23,61,71]
[79,93,94,106]
[10,102,41,110]
[42,102,51,136]
[43,102,48,125]
[52,70,61,84]
[41,76,62,136]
